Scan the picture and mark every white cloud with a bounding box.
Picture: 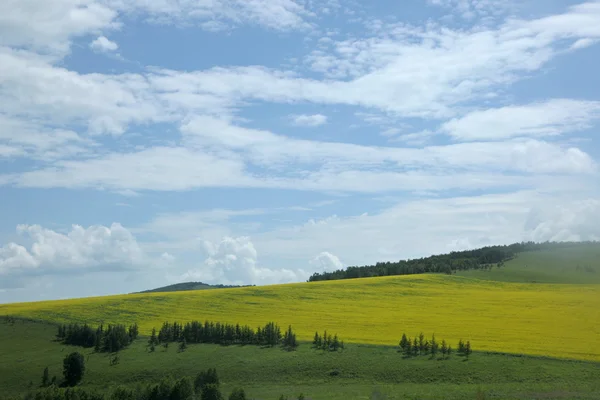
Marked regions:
[290,113,328,127]
[90,35,118,52]
[0,223,147,283]
[570,37,598,50]
[249,190,600,268]
[441,99,600,141]
[181,236,303,285]
[524,199,600,243]
[9,115,596,193]
[309,251,343,272]
[107,0,311,31]
[0,0,117,56]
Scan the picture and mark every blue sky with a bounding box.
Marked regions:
[1,0,600,303]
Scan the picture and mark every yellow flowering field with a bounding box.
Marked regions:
[1,274,599,361]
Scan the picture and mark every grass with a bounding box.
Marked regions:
[1,319,599,399]
[1,272,599,361]
[457,244,600,284]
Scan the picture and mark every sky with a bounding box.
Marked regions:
[1,0,600,303]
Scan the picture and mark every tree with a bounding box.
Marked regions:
[195,368,220,393]
[418,332,425,354]
[465,341,472,359]
[63,352,85,387]
[458,339,465,355]
[171,377,195,400]
[332,334,340,351]
[441,340,448,359]
[201,384,223,400]
[179,338,187,352]
[412,337,419,356]
[430,334,438,357]
[42,367,49,387]
[447,345,452,358]
[313,332,320,347]
[228,388,247,400]
[149,328,158,347]
[399,333,409,352]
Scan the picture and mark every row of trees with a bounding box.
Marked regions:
[307,241,587,282]
[56,323,139,353]
[31,366,305,400]
[148,320,298,350]
[312,330,344,351]
[399,333,472,359]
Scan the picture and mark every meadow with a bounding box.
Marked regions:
[1,318,599,399]
[1,274,599,361]
[1,243,600,399]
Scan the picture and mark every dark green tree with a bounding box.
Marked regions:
[42,367,49,387]
[201,384,223,400]
[430,334,438,357]
[195,368,220,393]
[465,341,472,359]
[171,377,195,400]
[418,332,425,354]
[412,337,419,356]
[313,332,320,347]
[63,352,85,387]
[399,333,409,351]
[149,328,158,347]
[178,338,187,352]
[441,340,448,359]
[228,388,247,400]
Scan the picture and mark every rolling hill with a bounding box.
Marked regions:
[1,242,600,399]
[135,281,254,294]
[1,243,599,362]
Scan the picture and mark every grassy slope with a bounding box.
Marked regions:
[1,273,599,361]
[1,320,599,400]
[457,244,600,284]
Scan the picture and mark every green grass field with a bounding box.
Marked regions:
[1,243,600,399]
[1,319,599,400]
[457,245,600,284]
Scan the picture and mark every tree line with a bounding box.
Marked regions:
[312,330,344,351]
[398,333,472,359]
[307,241,588,282]
[147,320,298,351]
[56,323,139,353]
[30,362,304,400]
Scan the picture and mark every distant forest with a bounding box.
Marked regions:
[136,282,255,294]
[308,241,595,282]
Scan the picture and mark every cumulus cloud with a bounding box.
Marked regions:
[524,200,600,243]
[290,114,328,127]
[90,36,118,52]
[181,236,303,285]
[309,251,343,272]
[0,223,146,284]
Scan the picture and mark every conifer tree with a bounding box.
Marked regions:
[399,333,409,352]
[42,367,49,387]
[441,340,448,359]
[418,332,425,353]
[465,341,472,359]
[430,334,438,357]
[332,334,340,351]
[313,331,320,347]
[412,337,419,356]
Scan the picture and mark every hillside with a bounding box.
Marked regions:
[1,275,599,361]
[1,318,599,399]
[456,244,600,284]
[135,281,254,294]
[1,244,600,399]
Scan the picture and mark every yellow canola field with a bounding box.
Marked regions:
[1,275,599,361]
